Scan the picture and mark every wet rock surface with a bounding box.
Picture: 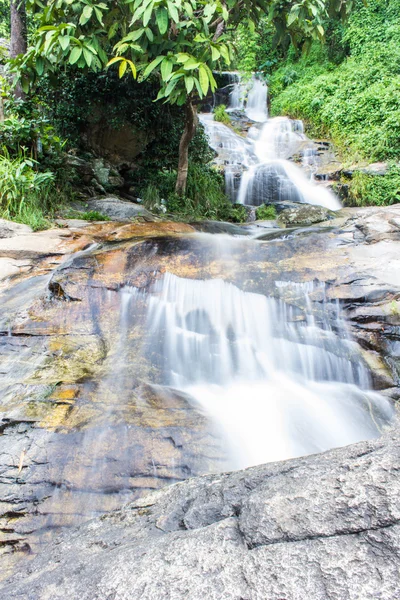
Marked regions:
[0,206,400,593]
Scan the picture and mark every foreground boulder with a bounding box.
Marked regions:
[85,195,154,220]
[277,203,333,226]
[2,422,400,599]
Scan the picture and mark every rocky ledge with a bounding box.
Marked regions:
[1,204,400,598]
[2,421,400,600]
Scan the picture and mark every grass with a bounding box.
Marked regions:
[0,149,57,230]
[63,209,111,221]
[214,104,231,125]
[256,204,277,220]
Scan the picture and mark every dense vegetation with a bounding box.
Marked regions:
[269,0,400,163]
[1,0,397,226]
[233,0,400,206]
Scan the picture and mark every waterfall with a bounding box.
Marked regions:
[198,113,256,201]
[245,77,268,122]
[200,74,341,209]
[227,72,244,111]
[138,272,393,467]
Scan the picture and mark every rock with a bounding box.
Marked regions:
[0,220,32,239]
[82,109,154,166]
[191,221,252,236]
[1,424,400,599]
[314,161,343,181]
[277,203,333,226]
[85,196,154,221]
[343,162,390,178]
[1,205,400,593]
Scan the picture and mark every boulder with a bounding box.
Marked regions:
[0,220,32,239]
[85,196,154,221]
[1,424,400,599]
[277,203,333,226]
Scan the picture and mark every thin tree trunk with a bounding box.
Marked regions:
[175,98,197,196]
[10,0,27,99]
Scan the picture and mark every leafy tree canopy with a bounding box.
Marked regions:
[14,0,355,99]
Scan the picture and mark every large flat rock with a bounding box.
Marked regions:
[2,423,400,599]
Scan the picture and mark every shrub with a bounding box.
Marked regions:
[0,149,56,230]
[166,165,232,220]
[346,166,400,207]
[256,204,277,220]
[214,104,231,125]
[269,0,400,166]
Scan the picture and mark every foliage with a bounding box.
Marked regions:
[345,166,400,207]
[0,0,10,39]
[256,204,277,220]
[167,166,231,220]
[229,204,248,223]
[0,148,57,229]
[269,0,400,163]
[214,104,230,125]
[62,208,110,220]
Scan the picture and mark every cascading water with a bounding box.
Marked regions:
[134,270,393,468]
[245,77,268,122]
[226,72,244,111]
[201,75,340,209]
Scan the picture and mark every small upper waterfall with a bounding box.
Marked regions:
[226,72,244,111]
[200,75,341,210]
[245,77,268,122]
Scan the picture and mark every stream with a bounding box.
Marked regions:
[0,74,396,575]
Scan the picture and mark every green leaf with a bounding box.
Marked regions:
[185,75,194,93]
[156,7,169,34]
[176,53,190,63]
[94,7,104,25]
[143,54,164,78]
[183,58,200,70]
[119,60,128,77]
[198,64,209,96]
[164,77,179,96]
[193,76,203,97]
[161,57,173,81]
[36,56,44,75]
[167,1,179,23]
[211,46,220,61]
[83,47,93,67]
[21,77,29,94]
[79,5,93,25]
[108,22,119,40]
[184,2,193,17]
[145,27,154,41]
[58,35,70,51]
[219,44,230,65]
[69,46,82,64]
[143,2,154,26]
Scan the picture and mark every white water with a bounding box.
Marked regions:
[141,272,393,468]
[201,75,340,209]
[245,77,268,122]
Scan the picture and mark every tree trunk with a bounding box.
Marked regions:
[10,0,27,99]
[175,98,197,196]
